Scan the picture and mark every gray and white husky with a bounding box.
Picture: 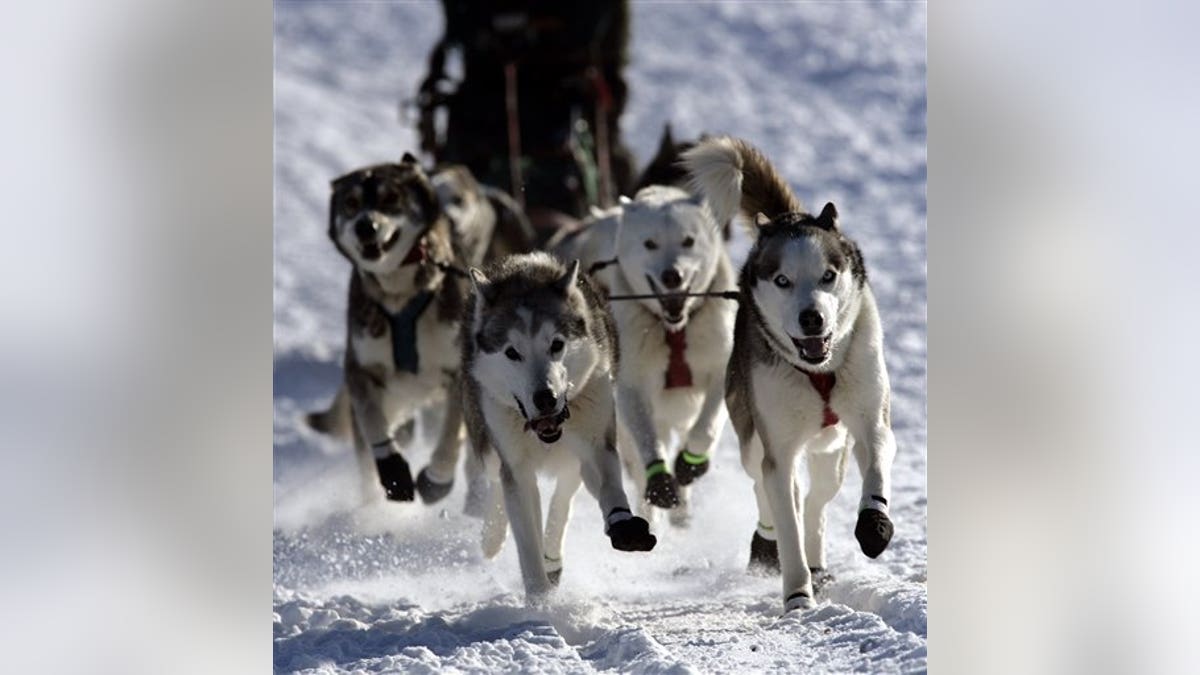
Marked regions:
[461,252,657,599]
[551,184,736,525]
[683,137,896,613]
[306,154,531,507]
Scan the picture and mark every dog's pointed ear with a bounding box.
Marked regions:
[401,152,419,165]
[469,267,492,302]
[816,202,839,230]
[555,259,581,294]
[658,124,674,154]
[754,212,772,227]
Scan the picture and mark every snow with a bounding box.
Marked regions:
[274,2,925,672]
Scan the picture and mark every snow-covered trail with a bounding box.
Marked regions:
[274,2,925,672]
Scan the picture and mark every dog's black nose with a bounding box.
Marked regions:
[354,217,375,241]
[660,268,683,290]
[799,308,824,335]
[532,389,557,414]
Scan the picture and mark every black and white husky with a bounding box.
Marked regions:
[683,137,896,613]
[551,184,736,526]
[461,253,657,599]
[306,154,531,507]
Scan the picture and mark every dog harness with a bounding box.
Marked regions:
[385,290,436,374]
[798,368,839,427]
[664,328,693,389]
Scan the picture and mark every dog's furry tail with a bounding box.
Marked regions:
[681,136,803,228]
[305,385,352,440]
[484,186,537,256]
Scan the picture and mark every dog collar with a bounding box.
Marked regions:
[664,327,693,389]
[794,367,839,427]
[384,290,436,374]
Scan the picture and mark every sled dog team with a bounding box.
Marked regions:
[308,133,896,613]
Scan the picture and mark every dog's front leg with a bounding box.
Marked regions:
[803,432,850,576]
[577,412,657,553]
[838,318,897,559]
[842,410,896,559]
[543,468,583,586]
[617,382,679,508]
[499,458,552,600]
[759,430,814,613]
[676,375,728,487]
[416,375,465,504]
[348,373,414,502]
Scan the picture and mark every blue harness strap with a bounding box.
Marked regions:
[385,291,436,374]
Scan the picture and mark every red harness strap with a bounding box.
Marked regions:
[664,328,693,389]
[799,369,839,427]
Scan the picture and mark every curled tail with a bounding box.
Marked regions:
[681,136,803,229]
[305,385,352,440]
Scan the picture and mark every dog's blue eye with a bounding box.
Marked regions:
[504,347,522,361]
[682,236,695,248]
[644,239,658,250]
[821,269,837,284]
[550,339,564,354]
[773,274,791,289]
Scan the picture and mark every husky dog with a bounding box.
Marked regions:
[462,253,656,599]
[307,154,530,507]
[551,184,736,525]
[430,164,535,261]
[683,137,896,613]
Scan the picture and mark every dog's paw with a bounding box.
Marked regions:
[809,567,835,596]
[644,463,680,508]
[668,502,692,528]
[415,468,453,504]
[784,590,816,613]
[608,516,658,552]
[544,555,563,587]
[748,531,781,576]
[855,509,894,558]
[375,455,415,502]
[673,450,710,486]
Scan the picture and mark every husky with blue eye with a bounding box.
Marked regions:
[305,154,532,508]
[683,137,897,613]
[461,252,656,600]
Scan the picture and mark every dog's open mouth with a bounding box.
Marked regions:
[360,231,402,262]
[646,275,689,327]
[524,407,570,444]
[792,334,832,364]
[398,234,429,267]
[659,294,688,326]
